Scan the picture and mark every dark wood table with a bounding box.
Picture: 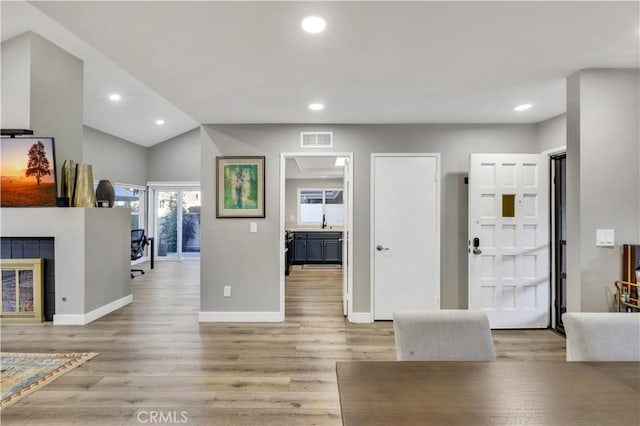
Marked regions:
[336,361,640,426]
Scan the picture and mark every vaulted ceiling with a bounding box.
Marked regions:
[3,1,639,146]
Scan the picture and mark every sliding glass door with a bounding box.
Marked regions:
[153,187,200,259]
[181,191,201,258]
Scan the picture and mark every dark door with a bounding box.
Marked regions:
[552,154,567,333]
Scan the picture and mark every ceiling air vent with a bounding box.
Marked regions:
[300,131,333,148]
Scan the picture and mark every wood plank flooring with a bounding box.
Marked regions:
[1,262,566,425]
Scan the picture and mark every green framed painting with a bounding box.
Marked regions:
[216,156,265,218]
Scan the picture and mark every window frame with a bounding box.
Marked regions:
[297,187,344,226]
[93,181,146,231]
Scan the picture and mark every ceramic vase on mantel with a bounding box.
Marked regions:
[73,164,96,207]
[59,160,77,206]
[95,180,115,208]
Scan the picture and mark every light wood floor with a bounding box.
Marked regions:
[1,262,565,425]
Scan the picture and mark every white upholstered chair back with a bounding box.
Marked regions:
[393,310,496,361]
[562,312,640,361]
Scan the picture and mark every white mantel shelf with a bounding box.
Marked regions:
[0,207,131,325]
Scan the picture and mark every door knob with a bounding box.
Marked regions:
[376,245,389,251]
[472,237,481,255]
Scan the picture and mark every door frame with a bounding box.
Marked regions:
[147,181,201,261]
[370,153,441,320]
[279,152,354,320]
[542,146,567,332]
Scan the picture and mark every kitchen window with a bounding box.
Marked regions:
[298,188,343,226]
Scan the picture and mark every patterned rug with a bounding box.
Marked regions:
[1,352,98,410]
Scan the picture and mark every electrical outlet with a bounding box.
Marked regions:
[224,286,231,297]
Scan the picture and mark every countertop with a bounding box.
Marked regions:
[286,227,343,232]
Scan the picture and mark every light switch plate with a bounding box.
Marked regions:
[224,286,231,297]
[596,229,615,247]
[250,222,257,233]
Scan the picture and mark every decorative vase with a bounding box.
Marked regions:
[73,164,96,207]
[95,180,115,208]
[60,160,76,201]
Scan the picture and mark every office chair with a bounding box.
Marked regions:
[131,229,148,278]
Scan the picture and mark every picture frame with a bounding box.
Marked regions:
[216,156,265,218]
[1,136,57,207]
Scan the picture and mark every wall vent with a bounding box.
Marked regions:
[300,132,333,148]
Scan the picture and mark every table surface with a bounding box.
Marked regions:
[336,361,640,426]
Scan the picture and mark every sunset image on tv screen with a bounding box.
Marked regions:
[1,137,56,207]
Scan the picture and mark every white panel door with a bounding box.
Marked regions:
[373,154,440,320]
[468,154,549,328]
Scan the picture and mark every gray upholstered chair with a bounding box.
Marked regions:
[393,310,496,361]
[562,312,640,361]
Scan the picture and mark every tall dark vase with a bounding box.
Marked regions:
[95,180,115,208]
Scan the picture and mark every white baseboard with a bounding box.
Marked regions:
[198,311,284,322]
[52,314,86,326]
[53,294,133,325]
[349,312,374,323]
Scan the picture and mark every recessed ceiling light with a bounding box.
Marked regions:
[308,103,324,111]
[156,119,165,125]
[302,16,326,34]
[109,93,121,102]
[514,103,533,112]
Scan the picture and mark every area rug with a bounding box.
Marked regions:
[1,352,98,410]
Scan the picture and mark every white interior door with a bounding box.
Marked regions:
[372,154,440,320]
[468,153,549,329]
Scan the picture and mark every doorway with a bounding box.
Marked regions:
[149,185,201,260]
[279,152,354,320]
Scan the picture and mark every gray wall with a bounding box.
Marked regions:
[537,114,566,153]
[1,32,84,192]
[85,208,131,312]
[285,178,343,227]
[148,127,200,182]
[1,33,31,128]
[200,123,539,314]
[567,69,640,312]
[30,33,84,189]
[83,126,148,186]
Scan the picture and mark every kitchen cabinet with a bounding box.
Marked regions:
[293,233,308,263]
[290,232,342,264]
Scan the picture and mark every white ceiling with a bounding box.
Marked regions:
[286,157,345,179]
[1,1,199,147]
[3,1,640,146]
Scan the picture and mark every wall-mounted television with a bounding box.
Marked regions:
[1,136,57,207]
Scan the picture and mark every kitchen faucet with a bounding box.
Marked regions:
[322,213,327,229]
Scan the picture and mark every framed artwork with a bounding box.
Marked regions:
[1,137,57,207]
[216,156,265,218]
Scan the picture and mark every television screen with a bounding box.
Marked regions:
[1,136,57,207]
